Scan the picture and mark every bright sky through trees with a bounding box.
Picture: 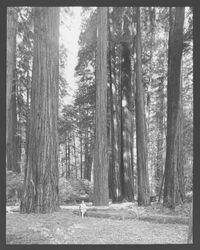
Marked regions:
[60,7,82,105]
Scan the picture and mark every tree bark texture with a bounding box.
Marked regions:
[6,7,19,173]
[120,42,134,201]
[108,12,122,202]
[155,77,165,196]
[135,7,150,206]
[94,7,109,206]
[20,7,60,213]
[163,7,185,209]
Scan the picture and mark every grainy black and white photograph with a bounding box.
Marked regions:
[6,6,193,244]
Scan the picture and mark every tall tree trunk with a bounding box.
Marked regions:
[20,7,60,213]
[73,133,77,178]
[163,7,185,209]
[113,45,123,202]
[24,81,31,179]
[16,81,22,173]
[155,77,165,196]
[65,134,68,179]
[135,7,150,206]
[68,136,71,178]
[94,7,109,206]
[108,11,115,200]
[176,63,185,203]
[87,131,92,181]
[120,42,134,201]
[84,128,88,179]
[108,9,122,201]
[6,7,19,173]
[80,131,83,179]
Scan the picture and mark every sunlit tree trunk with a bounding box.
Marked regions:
[94,7,109,206]
[20,7,60,213]
[135,7,150,206]
[6,7,19,173]
[163,7,185,209]
[121,41,134,201]
[108,10,122,201]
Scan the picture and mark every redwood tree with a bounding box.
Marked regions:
[20,7,60,213]
[135,7,150,206]
[120,41,134,201]
[163,7,185,209]
[93,7,109,206]
[6,7,20,173]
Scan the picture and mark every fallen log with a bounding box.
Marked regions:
[73,209,188,225]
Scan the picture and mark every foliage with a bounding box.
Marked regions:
[6,170,24,204]
[59,177,93,204]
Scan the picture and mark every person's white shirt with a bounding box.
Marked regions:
[79,201,87,217]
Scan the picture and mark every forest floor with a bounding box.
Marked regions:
[6,202,190,244]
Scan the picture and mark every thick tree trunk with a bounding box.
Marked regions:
[94,7,109,206]
[120,42,134,201]
[135,7,150,206]
[20,7,60,213]
[6,7,19,173]
[163,7,185,209]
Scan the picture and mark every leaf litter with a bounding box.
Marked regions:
[6,204,189,244]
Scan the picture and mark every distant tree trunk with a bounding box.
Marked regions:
[108,11,120,201]
[68,136,71,178]
[80,131,83,179]
[16,81,22,173]
[65,134,68,179]
[87,131,93,181]
[94,7,109,206]
[108,35,114,200]
[73,133,77,178]
[163,7,185,209]
[20,7,60,213]
[84,128,89,179]
[108,9,122,201]
[6,7,19,173]
[135,7,150,206]
[155,77,165,196]
[113,46,123,202]
[25,83,30,179]
[120,41,134,201]
[176,64,185,203]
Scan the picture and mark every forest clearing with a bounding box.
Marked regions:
[6,5,193,245]
[6,202,189,244]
